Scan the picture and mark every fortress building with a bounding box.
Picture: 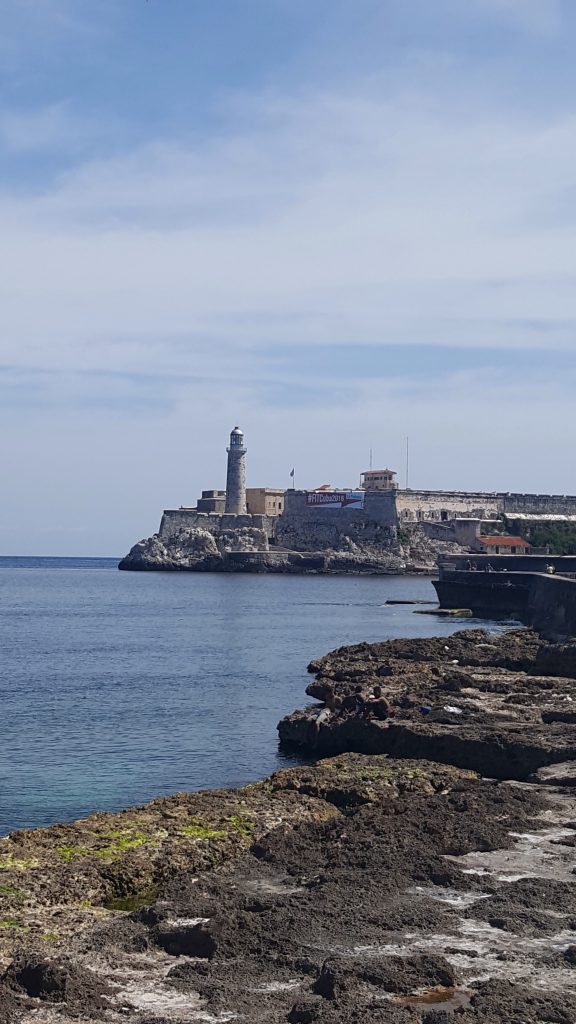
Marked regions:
[225,426,247,515]
[121,421,576,573]
[361,469,398,491]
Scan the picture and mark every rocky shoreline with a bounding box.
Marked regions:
[3,629,576,1021]
[118,523,460,575]
[278,628,576,778]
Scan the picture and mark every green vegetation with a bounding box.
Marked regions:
[58,828,154,863]
[180,821,228,840]
[180,813,255,842]
[0,917,26,931]
[58,845,88,863]
[103,887,158,912]
[0,854,39,871]
[0,884,27,901]
[225,814,255,839]
[507,519,576,555]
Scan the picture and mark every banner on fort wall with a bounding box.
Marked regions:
[306,491,365,510]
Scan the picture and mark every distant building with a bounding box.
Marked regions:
[361,469,398,492]
[246,487,285,516]
[197,489,226,514]
[472,535,530,555]
[225,426,247,515]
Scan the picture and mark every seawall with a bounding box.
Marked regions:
[434,558,576,640]
[527,573,576,640]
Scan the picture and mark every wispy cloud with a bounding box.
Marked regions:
[2,79,576,381]
[1,0,575,551]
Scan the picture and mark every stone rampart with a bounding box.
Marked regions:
[275,490,397,552]
[420,518,483,546]
[503,493,576,516]
[159,509,270,542]
[397,489,501,522]
[398,489,576,524]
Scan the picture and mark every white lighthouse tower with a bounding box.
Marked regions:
[225,426,247,514]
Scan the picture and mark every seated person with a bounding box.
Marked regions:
[340,685,366,715]
[307,687,342,746]
[362,685,392,720]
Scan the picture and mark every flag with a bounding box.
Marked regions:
[290,468,295,478]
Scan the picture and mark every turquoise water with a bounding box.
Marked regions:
[0,558,512,835]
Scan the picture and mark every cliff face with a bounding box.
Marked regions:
[119,504,468,574]
[118,525,270,572]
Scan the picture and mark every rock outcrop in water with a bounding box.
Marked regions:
[278,628,576,778]
[3,629,576,1021]
[118,507,464,575]
[118,528,409,574]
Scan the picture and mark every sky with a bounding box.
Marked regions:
[1,0,576,555]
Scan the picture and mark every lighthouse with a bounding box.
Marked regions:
[225,426,247,514]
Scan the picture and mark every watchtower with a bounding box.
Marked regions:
[225,426,247,514]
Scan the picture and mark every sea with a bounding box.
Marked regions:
[0,557,516,836]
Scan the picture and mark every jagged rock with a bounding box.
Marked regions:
[3,956,111,1010]
[217,527,269,554]
[279,628,576,779]
[118,528,222,571]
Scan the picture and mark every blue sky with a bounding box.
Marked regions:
[1,0,576,554]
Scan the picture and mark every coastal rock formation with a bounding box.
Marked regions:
[399,525,465,568]
[2,749,576,1021]
[119,507,466,574]
[5,629,576,1020]
[278,628,576,778]
[118,525,269,571]
[118,529,408,574]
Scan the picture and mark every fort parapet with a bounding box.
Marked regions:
[397,489,576,523]
[275,489,397,552]
[397,489,501,522]
[159,508,271,543]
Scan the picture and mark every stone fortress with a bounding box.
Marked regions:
[119,426,576,573]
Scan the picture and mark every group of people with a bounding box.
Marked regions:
[309,683,394,745]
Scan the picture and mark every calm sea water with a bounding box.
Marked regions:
[0,558,513,835]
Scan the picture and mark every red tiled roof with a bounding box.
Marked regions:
[478,536,529,547]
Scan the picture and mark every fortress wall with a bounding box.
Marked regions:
[397,490,576,523]
[396,490,502,522]
[157,491,576,554]
[503,493,576,515]
[420,518,483,545]
[275,490,397,551]
[159,509,270,542]
[159,510,216,540]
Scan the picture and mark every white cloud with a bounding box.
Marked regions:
[1,3,575,552]
[1,83,576,381]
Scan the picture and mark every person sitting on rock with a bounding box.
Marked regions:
[362,685,393,720]
[340,685,366,716]
[308,686,342,747]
